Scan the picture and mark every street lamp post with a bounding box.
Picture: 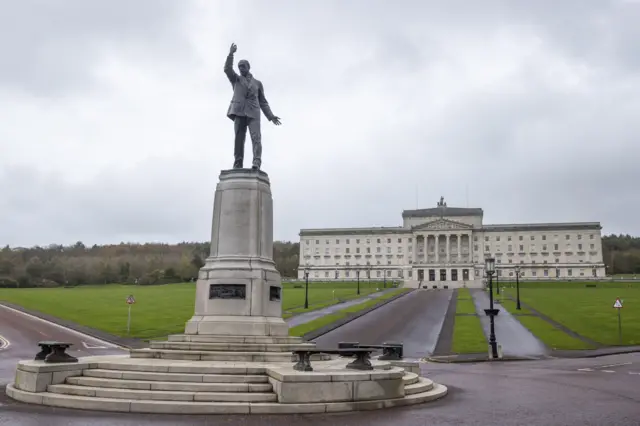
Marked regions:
[356,269,361,295]
[383,269,387,288]
[483,257,500,359]
[515,265,521,310]
[367,265,371,291]
[496,265,500,295]
[304,265,310,309]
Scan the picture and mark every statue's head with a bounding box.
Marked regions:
[238,59,250,76]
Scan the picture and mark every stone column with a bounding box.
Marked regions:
[435,234,439,263]
[457,234,461,262]
[412,234,418,263]
[469,233,473,262]
[424,234,429,263]
[446,234,450,263]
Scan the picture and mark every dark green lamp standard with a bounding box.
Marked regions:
[483,257,500,359]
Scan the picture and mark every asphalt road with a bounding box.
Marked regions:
[314,289,453,359]
[0,303,126,383]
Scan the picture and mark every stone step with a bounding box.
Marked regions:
[7,382,448,414]
[93,360,268,375]
[405,377,434,395]
[150,341,314,352]
[130,349,296,362]
[402,372,420,386]
[48,384,277,403]
[66,376,273,393]
[84,369,269,383]
[167,335,305,344]
[130,348,331,362]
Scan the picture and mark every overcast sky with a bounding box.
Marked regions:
[1,0,639,247]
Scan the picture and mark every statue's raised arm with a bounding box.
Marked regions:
[224,43,239,85]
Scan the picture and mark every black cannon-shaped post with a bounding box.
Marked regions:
[35,341,79,363]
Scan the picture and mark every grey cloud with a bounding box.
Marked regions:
[0,0,193,95]
[1,0,639,248]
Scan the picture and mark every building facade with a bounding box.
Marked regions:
[297,198,605,288]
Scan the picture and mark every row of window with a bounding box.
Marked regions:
[477,243,596,252]
[306,237,411,246]
[305,267,597,279]
[303,256,595,268]
[305,233,599,247]
[479,234,596,242]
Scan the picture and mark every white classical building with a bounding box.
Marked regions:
[298,199,605,288]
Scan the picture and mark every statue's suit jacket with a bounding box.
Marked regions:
[224,53,275,122]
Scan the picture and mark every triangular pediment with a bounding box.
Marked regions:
[412,218,473,231]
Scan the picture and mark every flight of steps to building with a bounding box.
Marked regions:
[7,358,446,414]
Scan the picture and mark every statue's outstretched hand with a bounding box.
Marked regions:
[230,43,237,54]
[271,116,282,126]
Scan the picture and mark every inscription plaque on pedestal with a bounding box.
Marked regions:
[269,286,281,301]
[209,284,246,300]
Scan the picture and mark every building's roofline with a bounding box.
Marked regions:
[300,221,602,237]
[402,207,484,218]
[299,227,411,237]
[482,222,602,232]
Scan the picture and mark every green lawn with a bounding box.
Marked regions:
[0,281,385,339]
[456,288,477,314]
[451,289,487,354]
[502,285,640,346]
[514,316,593,350]
[288,289,410,337]
[451,316,487,354]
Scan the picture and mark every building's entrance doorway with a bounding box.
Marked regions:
[462,269,469,280]
[428,269,435,281]
[451,269,458,281]
[440,269,447,281]
[417,269,424,281]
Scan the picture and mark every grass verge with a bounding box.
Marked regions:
[456,288,477,314]
[451,289,487,354]
[287,289,410,337]
[451,316,487,354]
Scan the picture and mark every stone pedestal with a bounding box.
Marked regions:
[185,169,288,337]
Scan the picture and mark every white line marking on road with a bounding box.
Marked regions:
[601,370,615,373]
[82,341,107,349]
[629,372,640,375]
[577,368,594,372]
[0,303,123,350]
[0,335,10,350]
[597,362,632,369]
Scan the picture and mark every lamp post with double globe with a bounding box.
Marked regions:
[515,264,522,310]
[484,257,500,359]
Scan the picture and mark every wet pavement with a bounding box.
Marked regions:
[471,289,548,358]
[0,304,126,383]
[2,353,639,425]
[286,288,397,327]
[313,289,453,359]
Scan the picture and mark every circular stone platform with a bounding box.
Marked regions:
[7,354,447,414]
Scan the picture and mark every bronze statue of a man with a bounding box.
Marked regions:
[224,43,281,170]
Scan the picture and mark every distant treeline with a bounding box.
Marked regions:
[603,234,640,275]
[0,241,299,288]
[0,235,637,288]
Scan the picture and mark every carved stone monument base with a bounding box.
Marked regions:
[185,169,287,337]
